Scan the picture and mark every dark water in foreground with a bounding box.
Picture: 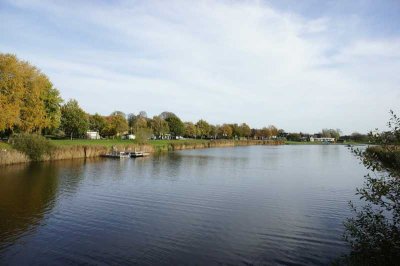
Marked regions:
[0,145,366,265]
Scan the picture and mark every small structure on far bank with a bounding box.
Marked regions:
[122,134,135,140]
[86,131,100,139]
[310,137,335,143]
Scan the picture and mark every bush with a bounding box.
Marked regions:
[10,133,54,161]
[135,128,152,144]
[342,111,400,265]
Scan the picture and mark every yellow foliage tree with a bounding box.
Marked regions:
[0,53,62,133]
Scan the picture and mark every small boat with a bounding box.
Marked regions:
[129,151,150,158]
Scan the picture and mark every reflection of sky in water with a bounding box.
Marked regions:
[0,146,367,265]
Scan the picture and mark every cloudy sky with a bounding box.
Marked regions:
[1,0,399,134]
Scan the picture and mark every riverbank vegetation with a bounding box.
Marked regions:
[340,110,400,265]
[9,133,54,161]
[1,53,369,163]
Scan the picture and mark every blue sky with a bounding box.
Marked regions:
[1,0,399,134]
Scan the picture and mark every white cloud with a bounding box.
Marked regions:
[1,0,399,134]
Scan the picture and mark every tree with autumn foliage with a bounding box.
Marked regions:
[0,53,63,135]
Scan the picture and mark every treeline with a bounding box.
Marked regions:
[0,53,280,141]
[1,53,367,143]
[40,99,282,141]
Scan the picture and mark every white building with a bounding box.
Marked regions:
[311,137,335,142]
[122,134,136,140]
[86,131,100,139]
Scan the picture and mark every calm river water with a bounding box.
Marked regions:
[0,145,366,265]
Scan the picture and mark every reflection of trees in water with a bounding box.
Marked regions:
[0,158,96,250]
[0,163,59,248]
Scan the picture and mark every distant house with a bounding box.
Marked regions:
[86,131,100,140]
[311,137,335,143]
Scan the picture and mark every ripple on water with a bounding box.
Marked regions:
[0,146,365,265]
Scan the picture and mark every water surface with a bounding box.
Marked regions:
[0,145,366,265]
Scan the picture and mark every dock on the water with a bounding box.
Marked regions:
[101,147,150,159]
[130,151,150,158]
[101,151,130,158]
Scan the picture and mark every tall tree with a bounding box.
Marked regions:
[268,125,278,137]
[230,123,241,139]
[159,111,177,120]
[108,112,129,136]
[218,124,233,139]
[165,115,184,137]
[0,53,24,132]
[42,87,63,132]
[321,128,341,139]
[0,53,62,134]
[184,122,197,138]
[133,116,148,133]
[239,123,251,139]
[89,113,107,133]
[60,99,89,139]
[151,115,169,138]
[196,119,210,139]
[209,125,218,139]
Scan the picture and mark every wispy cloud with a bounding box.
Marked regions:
[0,0,399,133]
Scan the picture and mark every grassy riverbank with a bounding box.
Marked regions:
[0,139,283,166]
[1,138,370,166]
[285,140,367,145]
[0,139,366,151]
[50,139,210,147]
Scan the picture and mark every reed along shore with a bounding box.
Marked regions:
[0,139,283,166]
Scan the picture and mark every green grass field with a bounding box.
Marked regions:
[1,139,364,150]
[0,141,11,149]
[50,138,211,147]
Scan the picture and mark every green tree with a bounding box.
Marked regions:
[261,127,272,139]
[184,122,197,138]
[321,128,341,139]
[218,124,233,139]
[165,115,184,138]
[350,132,368,143]
[133,116,148,133]
[100,120,116,138]
[108,112,129,137]
[42,87,63,132]
[159,111,177,120]
[196,119,210,139]
[60,99,89,139]
[209,125,218,139]
[342,111,400,265]
[239,123,251,139]
[287,133,301,141]
[89,113,107,133]
[268,125,278,137]
[151,115,169,138]
[230,123,241,139]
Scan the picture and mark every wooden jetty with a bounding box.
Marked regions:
[101,151,130,158]
[130,151,150,158]
[101,146,150,159]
